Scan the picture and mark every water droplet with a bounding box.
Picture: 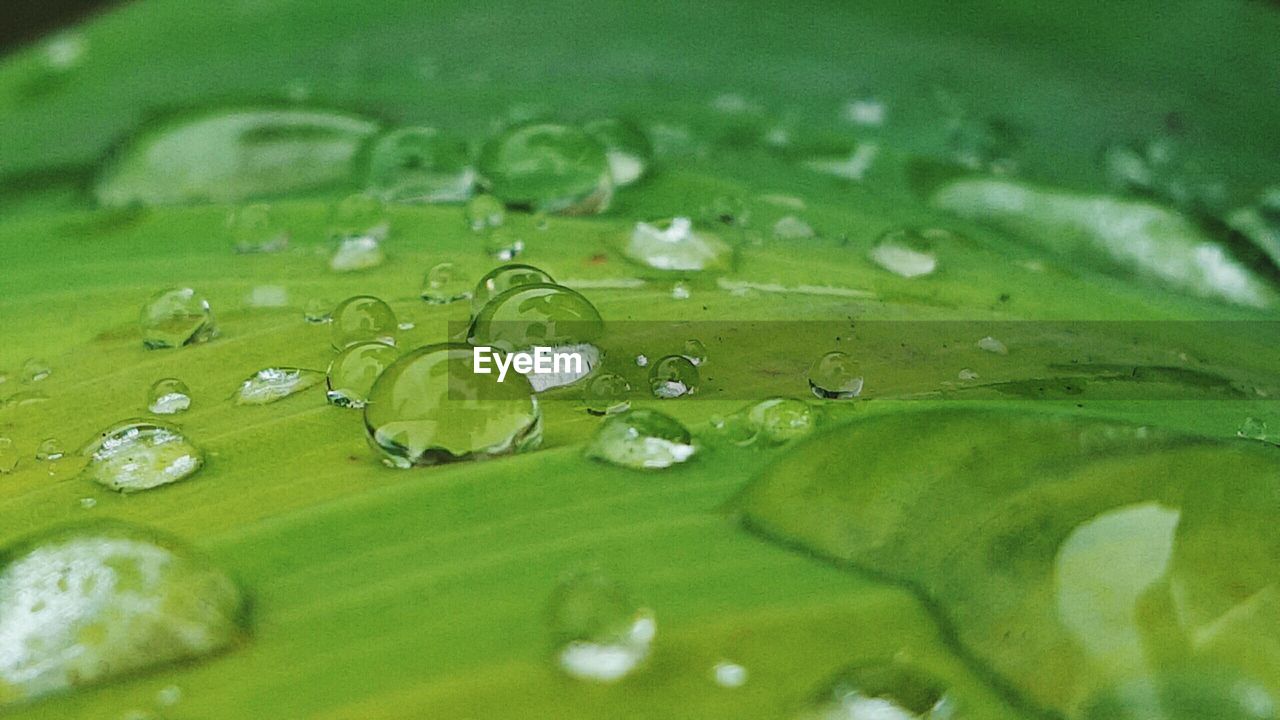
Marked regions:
[772,215,815,240]
[94,108,377,206]
[484,230,526,261]
[330,295,398,349]
[364,344,542,467]
[746,398,815,445]
[648,355,699,398]
[420,262,471,305]
[702,195,752,228]
[243,285,288,308]
[1081,672,1276,720]
[326,342,398,409]
[1100,134,1226,212]
[477,123,612,214]
[671,282,691,300]
[0,523,245,704]
[708,412,759,447]
[467,284,603,389]
[1237,416,1269,441]
[582,373,631,415]
[234,368,324,405]
[843,97,886,127]
[78,497,97,510]
[583,118,653,187]
[796,662,957,720]
[624,217,732,272]
[20,357,51,383]
[548,569,654,682]
[365,126,475,203]
[958,368,979,382]
[947,115,1021,174]
[227,203,288,254]
[713,660,749,688]
[0,437,17,474]
[977,335,1008,355]
[870,228,940,278]
[42,32,87,72]
[36,438,65,461]
[808,351,863,399]
[79,420,204,492]
[470,263,555,314]
[329,236,384,273]
[304,297,333,324]
[155,684,183,708]
[139,288,217,349]
[465,194,506,232]
[635,354,649,367]
[682,339,708,366]
[803,143,879,181]
[585,409,696,469]
[147,378,191,415]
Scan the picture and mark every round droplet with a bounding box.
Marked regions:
[796,662,957,720]
[713,660,749,689]
[139,288,217,349]
[465,194,506,232]
[366,126,475,203]
[682,339,708,366]
[364,344,542,468]
[0,523,245,705]
[0,437,17,474]
[671,282,691,300]
[746,398,815,445]
[585,409,696,469]
[583,118,653,187]
[624,217,732,272]
[977,335,1008,355]
[772,215,815,240]
[328,192,387,240]
[20,357,51,383]
[234,368,324,405]
[709,412,760,447]
[420,262,471,305]
[79,420,204,492]
[483,229,525,261]
[36,438,65,461]
[326,342,398,409]
[582,373,631,415]
[331,296,398,349]
[468,283,604,353]
[547,569,655,683]
[477,123,612,214]
[227,203,288,254]
[147,378,191,415]
[648,355,699,398]
[303,297,333,324]
[808,351,863,399]
[470,263,556,314]
[870,228,940,278]
[1237,416,1269,441]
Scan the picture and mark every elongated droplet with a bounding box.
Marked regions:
[746,398,815,445]
[548,569,655,682]
[139,288,217,349]
[0,438,17,474]
[235,368,324,405]
[585,409,696,469]
[0,523,246,704]
[977,335,1008,355]
[624,217,732,272]
[772,215,815,240]
[79,420,204,492]
[147,378,191,415]
[870,228,942,278]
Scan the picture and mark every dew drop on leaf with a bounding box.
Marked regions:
[365,126,475,203]
[139,288,217,350]
[477,123,612,214]
[325,342,398,409]
[623,217,732,273]
[470,263,555,314]
[581,373,631,416]
[146,378,191,415]
[585,409,695,469]
[583,118,653,188]
[648,355,699,398]
[330,295,398,350]
[234,368,324,405]
[547,569,655,683]
[807,351,863,399]
[79,420,205,492]
[419,262,471,305]
[794,661,958,720]
[465,193,506,232]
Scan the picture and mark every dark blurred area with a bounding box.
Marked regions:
[2,0,120,53]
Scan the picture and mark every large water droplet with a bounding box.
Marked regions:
[807,351,863,399]
[94,109,377,206]
[331,295,398,349]
[147,378,191,415]
[0,523,246,704]
[624,217,732,272]
[139,288,217,349]
[79,420,204,492]
[365,126,474,203]
[581,373,631,415]
[470,263,555,314]
[364,344,542,467]
[648,355,699,398]
[794,662,957,720]
[325,342,398,409]
[583,118,653,188]
[234,368,324,405]
[476,123,612,214]
[547,569,655,682]
[420,262,471,305]
[585,409,696,469]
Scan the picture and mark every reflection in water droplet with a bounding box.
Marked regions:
[79,420,204,492]
[139,288,217,349]
[977,336,1008,355]
[20,358,51,384]
[584,118,653,188]
[635,354,648,367]
[329,235,384,273]
[465,194,506,232]
[548,569,655,682]
[682,339,708,366]
[0,523,245,704]
[747,398,815,445]
[713,660,749,688]
[585,409,695,469]
[582,373,631,416]
[484,229,526,261]
[234,368,324,405]
[795,661,957,720]
[364,344,542,468]
[365,126,475,203]
[326,342,398,409]
[808,351,863,399]
[420,262,471,305]
[36,438,65,461]
[477,123,612,214]
[773,215,815,240]
[870,228,941,278]
[958,368,979,382]
[648,355,699,398]
[624,217,732,272]
[227,203,288,254]
[471,263,555,314]
[331,296,398,349]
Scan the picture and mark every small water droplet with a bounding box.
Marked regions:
[366,126,475,203]
[958,368,979,382]
[0,437,17,474]
[243,284,288,308]
[304,297,334,324]
[796,662,957,720]
[20,357,51,383]
[470,263,555,314]
[746,398,815,445]
[42,32,87,72]
[583,118,653,188]
[648,355,699,398]
[77,497,97,510]
[235,368,324,405]
[585,409,696,469]
[0,524,245,704]
[326,342,398,409]
[465,194,506,232]
[843,97,886,127]
[147,378,191,415]
[671,282,691,300]
[977,335,1008,355]
[713,660,749,688]
[139,288,217,349]
[808,351,863,399]
[155,684,183,708]
[870,228,940,278]
[484,230,526,261]
[1237,416,1269,441]
[36,438,65,461]
[772,215,815,240]
[80,420,204,492]
[478,123,612,214]
[328,194,388,272]
[227,203,289,254]
[582,373,631,415]
[548,569,655,682]
[329,235,384,273]
[365,344,542,467]
[635,354,649,367]
[420,262,471,304]
[331,295,398,349]
[682,339,708,366]
[624,217,732,272]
